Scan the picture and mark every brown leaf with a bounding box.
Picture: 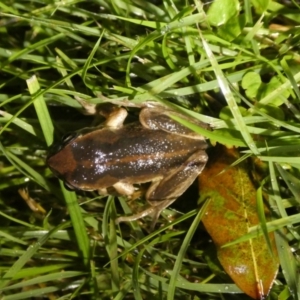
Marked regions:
[199,146,279,299]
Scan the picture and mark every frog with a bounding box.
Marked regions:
[47,102,209,228]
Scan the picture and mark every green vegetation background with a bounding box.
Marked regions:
[1,0,300,299]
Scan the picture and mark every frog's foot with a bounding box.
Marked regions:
[148,199,177,231]
[115,199,176,231]
[115,206,156,225]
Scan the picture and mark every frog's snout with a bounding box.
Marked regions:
[47,141,77,179]
[47,141,63,162]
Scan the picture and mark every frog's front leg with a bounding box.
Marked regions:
[76,99,128,128]
[98,182,135,198]
[113,182,135,196]
[140,106,209,140]
[116,150,208,229]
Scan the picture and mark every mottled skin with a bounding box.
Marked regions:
[47,103,209,227]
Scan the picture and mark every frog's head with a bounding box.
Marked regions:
[47,132,79,187]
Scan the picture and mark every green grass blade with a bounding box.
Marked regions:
[26,75,54,146]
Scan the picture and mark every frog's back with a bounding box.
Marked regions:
[49,123,207,190]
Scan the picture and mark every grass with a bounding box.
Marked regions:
[1,0,300,299]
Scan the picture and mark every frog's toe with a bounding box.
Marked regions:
[115,206,155,225]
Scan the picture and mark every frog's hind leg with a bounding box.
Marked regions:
[148,198,177,231]
[115,199,176,231]
[147,150,207,227]
[147,150,208,201]
[116,150,208,230]
[139,106,209,140]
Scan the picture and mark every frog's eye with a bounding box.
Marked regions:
[61,132,78,145]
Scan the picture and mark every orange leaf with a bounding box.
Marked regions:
[199,146,279,299]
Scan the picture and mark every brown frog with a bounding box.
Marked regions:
[47,102,209,227]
